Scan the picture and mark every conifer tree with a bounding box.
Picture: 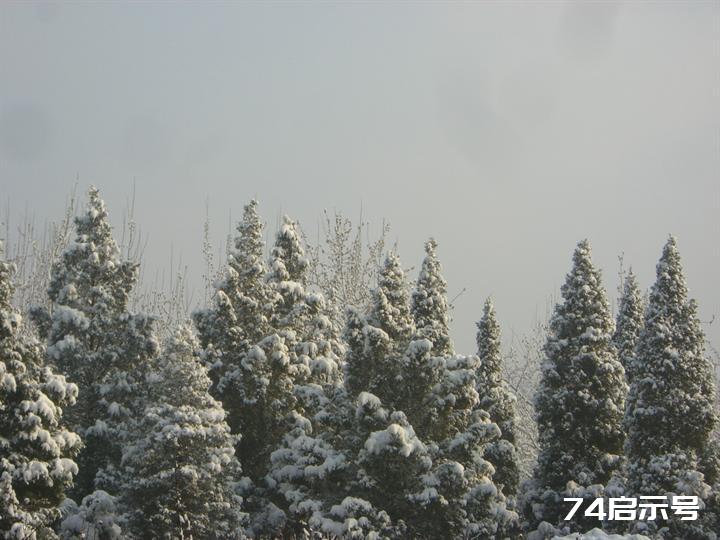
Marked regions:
[613,270,644,385]
[264,215,354,536]
[367,253,414,351]
[411,239,453,356]
[267,215,309,329]
[194,199,277,391]
[193,201,295,481]
[476,298,520,498]
[526,240,626,532]
[343,248,518,538]
[121,325,245,539]
[193,202,299,537]
[31,187,158,499]
[414,353,519,539]
[345,253,414,407]
[624,237,717,538]
[0,243,81,539]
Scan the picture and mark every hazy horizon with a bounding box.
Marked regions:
[1,1,718,354]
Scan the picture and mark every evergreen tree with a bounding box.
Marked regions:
[414,353,519,539]
[345,253,414,407]
[624,236,717,538]
[476,298,520,498]
[31,187,158,499]
[343,248,517,538]
[411,238,453,356]
[121,325,245,539]
[367,253,414,351]
[526,240,626,532]
[193,201,295,482]
[264,215,354,536]
[267,215,309,329]
[0,243,81,539]
[613,270,644,385]
[193,201,299,537]
[194,200,277,390]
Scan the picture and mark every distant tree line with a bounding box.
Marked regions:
[1,187,717,539]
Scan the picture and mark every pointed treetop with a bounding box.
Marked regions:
[75,186,114,245]
[652,234,688,306]
[412,238,453,355]
[231,199,265,276]
[553,239,614,340]
[613,268,644,379]
[476,297,502,384]
[369,251,414,343]
[268,215,308,285]
[45,186,137,313]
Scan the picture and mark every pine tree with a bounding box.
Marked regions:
[31,186,158,499]
[613,270,644,385]
[194,202,299,537]
[344,249,517,538]
[194,200,277,389]
[267,215,309,329]
[414,353,519,539]
[367,253,414,351]
[526,240,626,532]
[345,253,414,407]
[121,325,245,539]
[476,298,520,498]
[193,201,295,481]
[411,239,453,356]
[624,237,718,538]
[0,242,81,539]
[263,215,356,536]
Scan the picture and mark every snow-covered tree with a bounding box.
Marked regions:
[0,242,81,539]
[476,298,520,498]
[267,215,309,329]
[193,201,295,482]
[121,325,245,539]
[367,253,414,350]
[345,253,413,407]
[525,240,626,532]
[30,187,159,499]
[411,239,453,356]
[263,215,355,536]
[623,236,718,538]
[613,270,643,385]
[193,199,277,390]
[59,490,124,540]
[265,214,344,391]
[417,354,519,539]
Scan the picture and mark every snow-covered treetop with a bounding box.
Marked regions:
[412,238,453,356]
[647,235,690,318]
[268,215,308,286]
[613,269,643,379]
[549,239,614,345]
[230,199,266,281]
[624,236,716,478]
[476,298,501,387]
[46,186,137,314]
[368,252,414,344]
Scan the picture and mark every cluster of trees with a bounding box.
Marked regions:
[0,187,717,539]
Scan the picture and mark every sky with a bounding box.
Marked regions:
[1,1,718,355]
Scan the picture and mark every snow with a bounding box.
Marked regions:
[364,423,426,457]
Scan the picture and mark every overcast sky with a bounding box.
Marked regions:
[1,1,718,354]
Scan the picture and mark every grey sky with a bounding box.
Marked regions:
[1,1,718,354]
